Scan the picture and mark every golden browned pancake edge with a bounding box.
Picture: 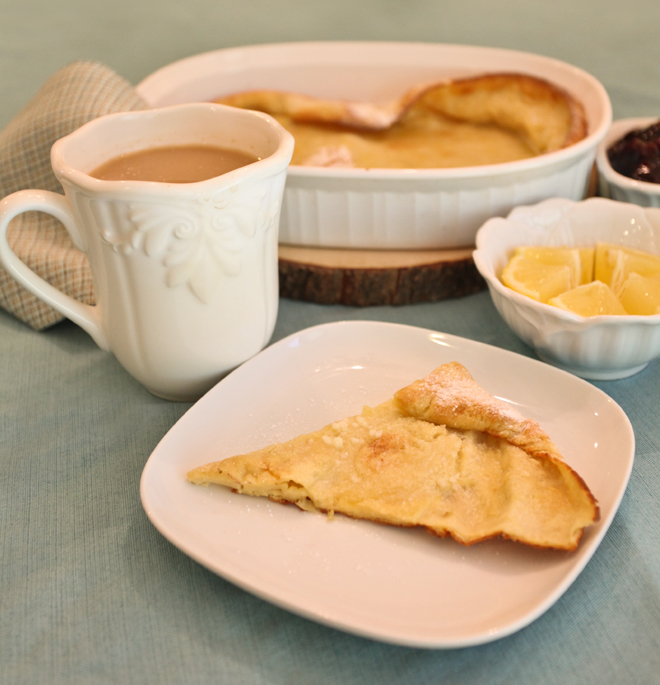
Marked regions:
[214,72,587,167]
[417,73,587,153]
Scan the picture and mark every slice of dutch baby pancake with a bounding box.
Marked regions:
[188,362,599,551]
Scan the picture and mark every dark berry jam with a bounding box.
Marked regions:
[607,120,660,184]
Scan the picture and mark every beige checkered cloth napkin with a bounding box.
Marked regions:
[0,60,147,330]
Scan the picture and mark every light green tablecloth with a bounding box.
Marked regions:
[2,1,660,683]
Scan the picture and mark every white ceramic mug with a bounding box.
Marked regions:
[0,103,294,400]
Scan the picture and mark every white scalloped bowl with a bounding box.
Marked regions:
[473,197,660,379]
[137,42,612,250]
[597,117,660,207]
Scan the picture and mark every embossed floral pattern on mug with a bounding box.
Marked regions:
[98,182,279,304]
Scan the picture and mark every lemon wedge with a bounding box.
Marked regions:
[501,255,573,303]
[594,242,617,286]
[514,246,590,287]
[595,242,660,293]
[548,281,627,317]
[610,248,660,295]
[618,273,660,315]
[578,247,596,284]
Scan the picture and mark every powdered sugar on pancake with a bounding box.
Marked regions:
[394,362,564,461]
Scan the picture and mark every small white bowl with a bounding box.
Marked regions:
[473,197,660,380]
[137,42,612,250]
[597,117,660,208]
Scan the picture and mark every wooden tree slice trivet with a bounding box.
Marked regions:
[277,165,599,307]
[278,245,485,306]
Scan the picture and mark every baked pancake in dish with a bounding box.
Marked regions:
[214,73,587,169]
[188,362,598,550]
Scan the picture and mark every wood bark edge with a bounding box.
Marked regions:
[277,247,486,306]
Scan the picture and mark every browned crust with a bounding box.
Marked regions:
[393,362,600,528]
[215,71,587,153]
[263,494,588,551]
[419,72,587,150]
[216,81,437,131]
[394,362,559,459]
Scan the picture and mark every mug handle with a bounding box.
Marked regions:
[0,189,109,350]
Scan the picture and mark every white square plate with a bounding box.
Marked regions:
[140,321,634,648]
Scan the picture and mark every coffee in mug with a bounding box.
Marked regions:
[90,144,259,183]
